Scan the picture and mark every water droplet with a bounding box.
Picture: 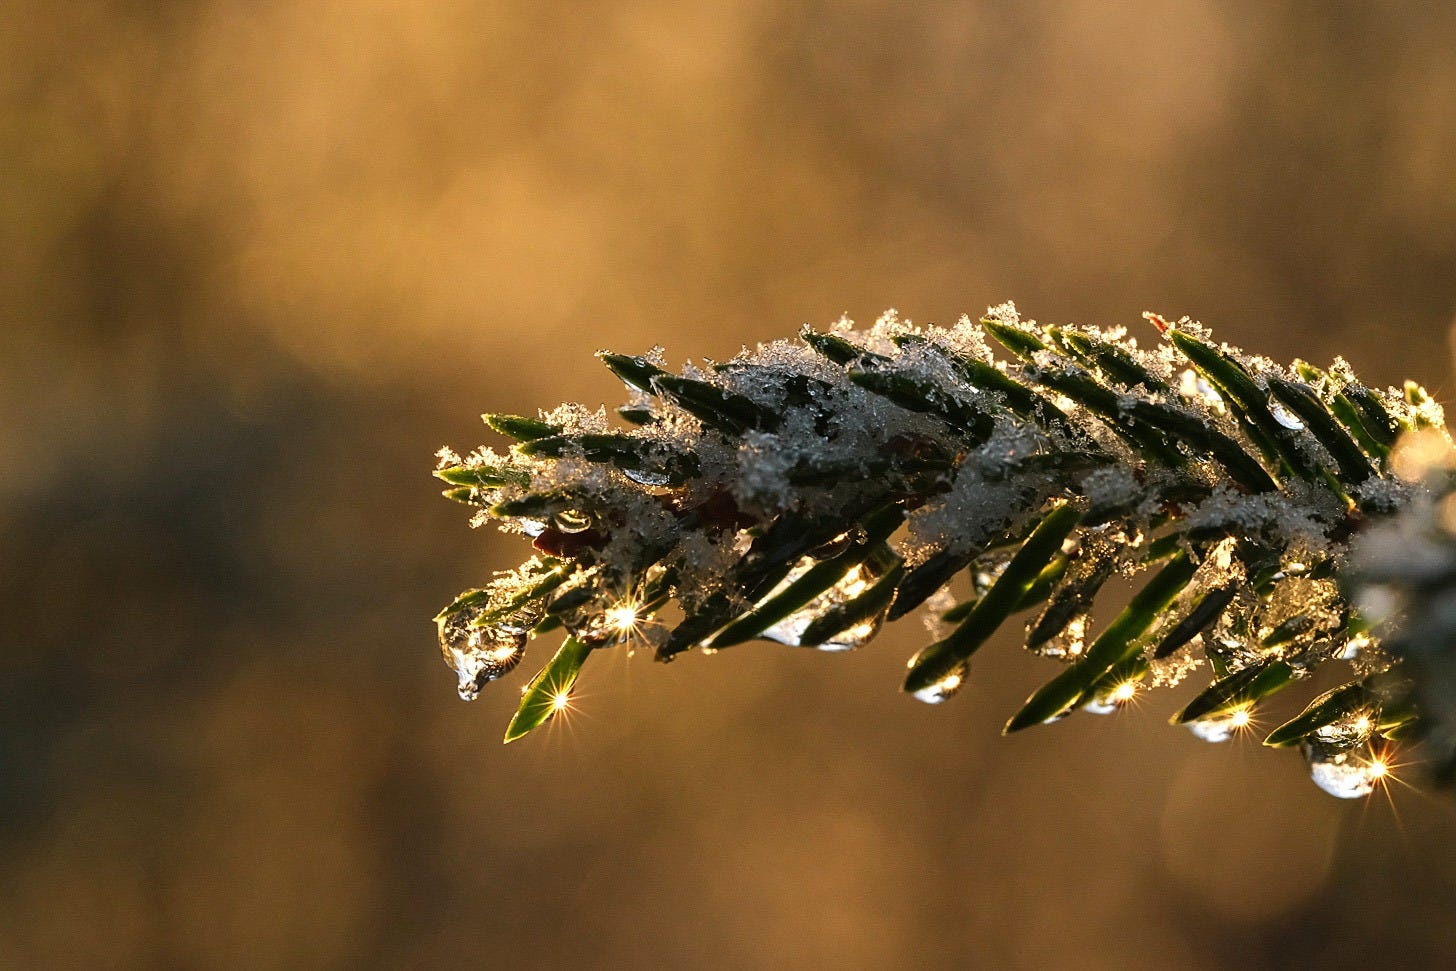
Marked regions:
[1269,399,1305,431]
[1302,739,1382,798]
[755,562,889,651]
[438,610,529,700]
[1031,614,1087,660]
[910,665,967,704]
[552,509,594,534]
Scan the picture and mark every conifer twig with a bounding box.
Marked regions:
[434,303,1449,798]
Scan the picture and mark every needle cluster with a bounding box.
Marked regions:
[434,304,1447,796]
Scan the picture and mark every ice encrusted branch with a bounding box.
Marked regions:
[434,303,1451,798]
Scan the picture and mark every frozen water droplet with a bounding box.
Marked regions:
[1302,739,1382,798]
[807,532,854,561]
[1185,708,1252,743]
[1269,398,1305,430]
[494,615,536,638]
[622,467,671,487]
[1314,709,1375,747]
[1187,719,1234,743]
[567,607,629,646]
[438,610,529,700]
[910,665,967,704]
[1082,679,1137,715]
[816,615,883,652]
[759,615,807,647]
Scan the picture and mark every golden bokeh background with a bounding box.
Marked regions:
[5,2,1456,967]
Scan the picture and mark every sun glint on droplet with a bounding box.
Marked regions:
[1303,739,1386,798]
[1269,399,1305,431]
[438,609,531,701]
[1084,679,1140,715]
[910,667,966,705]
[605,603,640,633]
[1187,707,1253,743]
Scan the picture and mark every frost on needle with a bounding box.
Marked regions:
[434,303,1449,797]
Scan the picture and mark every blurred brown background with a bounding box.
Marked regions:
[5,2,1456,968]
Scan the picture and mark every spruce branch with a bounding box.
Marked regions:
[433,303,1450,798]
